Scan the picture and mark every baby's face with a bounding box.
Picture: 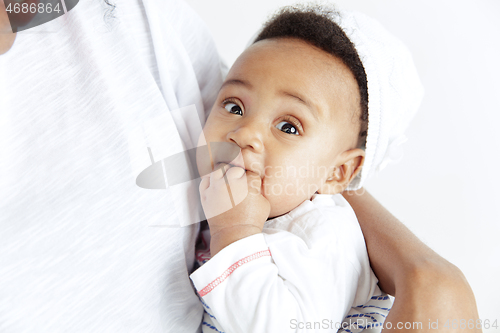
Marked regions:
[202,38,362,218]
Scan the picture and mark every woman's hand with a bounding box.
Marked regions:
[200,164,270,256]
[343,189,481,332]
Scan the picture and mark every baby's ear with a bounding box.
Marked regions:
[318,149,365,195]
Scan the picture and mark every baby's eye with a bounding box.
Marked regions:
[276,121,299,135]
[224,103,243,116]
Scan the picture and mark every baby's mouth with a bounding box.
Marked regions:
[214,161,245,171]
[216,160,246,171]
[204,141,263,178]
[214,159,265,180]
[214,149,247,170]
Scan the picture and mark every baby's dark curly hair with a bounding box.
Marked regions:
[254,5,368,149]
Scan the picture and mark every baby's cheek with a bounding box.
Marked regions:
[263,177,307,218]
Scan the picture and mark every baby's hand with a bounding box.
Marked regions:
[199,164,270,255]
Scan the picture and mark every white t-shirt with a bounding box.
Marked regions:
[190,194,392,333]
[0,0,223,331]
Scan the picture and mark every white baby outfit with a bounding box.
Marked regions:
[191,194,392,333]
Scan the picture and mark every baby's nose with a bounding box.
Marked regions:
[226,122,264,153]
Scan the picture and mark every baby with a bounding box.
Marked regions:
[190,4,422,333]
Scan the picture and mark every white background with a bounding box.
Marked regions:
[185,0,500,329]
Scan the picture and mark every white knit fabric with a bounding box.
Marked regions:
[329,8,425,190]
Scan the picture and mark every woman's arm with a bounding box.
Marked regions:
[343,189,481,332]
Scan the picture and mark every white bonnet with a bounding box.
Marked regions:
[329,8,425,190]
[248,4,424,190]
